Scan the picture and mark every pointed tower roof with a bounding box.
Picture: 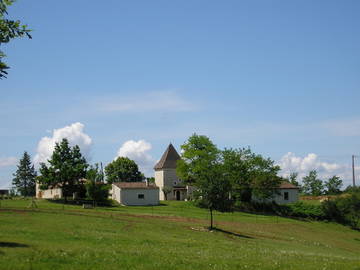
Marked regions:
[154,143,181,170]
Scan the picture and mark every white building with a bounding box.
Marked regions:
[36,183,63,199]
[154,144,194,201]
[253,182,300,204]
[111,182,159,206]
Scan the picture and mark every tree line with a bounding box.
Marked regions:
[12,138,148,203]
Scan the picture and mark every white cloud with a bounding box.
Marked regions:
[115,140,155,176]
[34,122,92,166]
[0,157,17,168]
[277,152,357,187]
[101,90,196,113]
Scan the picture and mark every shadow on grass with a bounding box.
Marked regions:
[212,227,254,239]
[0,242,29,248]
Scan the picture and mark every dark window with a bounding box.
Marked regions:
[138,194,145,199]
[284,192,289,200]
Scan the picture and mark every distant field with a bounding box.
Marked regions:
[0,199,359,270]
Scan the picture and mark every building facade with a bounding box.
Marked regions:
[112,182,159,206]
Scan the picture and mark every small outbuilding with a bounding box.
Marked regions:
[111,182,159,206]
[252,182,300,204]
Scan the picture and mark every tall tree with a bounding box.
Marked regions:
[177,134,233,229]
[105,157,143,184]
[325,175,343,195]
[0,0,32,78]
[222,148,281,202]
[287,172,300,187]
[37,138,88,200]
[302,170,324,196]
[85,164,109,205]
[12,151,37,196]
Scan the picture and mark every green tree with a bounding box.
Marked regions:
[0,0,32,78]
[85,164,109,205]
[177,134,233,229]
[105,157,143,184]
[287,172,300,187]
[302,170,323,196]
[37,138,88,201]
[222,148,281,202]
[12,151,37,196]
[325,175,343,195]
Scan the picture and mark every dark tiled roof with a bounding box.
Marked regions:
[279,182,300,189]
[154,143,181,170]
[113,182,159,189]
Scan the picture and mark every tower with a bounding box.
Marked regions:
[154,143,186,200]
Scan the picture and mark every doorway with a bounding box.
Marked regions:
[176,190,181,201]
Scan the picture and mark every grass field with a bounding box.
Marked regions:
[0,199,360,270]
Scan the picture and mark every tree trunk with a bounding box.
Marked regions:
[210,208,213,230]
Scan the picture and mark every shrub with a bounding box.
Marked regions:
[322,192,360,229]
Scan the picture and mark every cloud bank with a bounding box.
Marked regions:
[278,152,357,186]
[115,140,155,176]
[34,122,92,166]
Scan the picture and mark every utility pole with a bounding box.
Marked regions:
[352,155,356,187]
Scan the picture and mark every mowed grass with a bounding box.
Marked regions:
[0,199,359,270]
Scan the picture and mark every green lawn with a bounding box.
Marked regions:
[0,199,359,270]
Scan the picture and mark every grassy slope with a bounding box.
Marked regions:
[0,199,359,270]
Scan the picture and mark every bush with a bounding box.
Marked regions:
[322,192,360,229]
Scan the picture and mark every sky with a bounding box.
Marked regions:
[1,0,360,189]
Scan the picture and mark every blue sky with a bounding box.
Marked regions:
[1,0,360,188]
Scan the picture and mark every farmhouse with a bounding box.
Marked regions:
[36,183,63,199]
[154,144,194,201]
[111,182,159,206]
[253,182,300,204]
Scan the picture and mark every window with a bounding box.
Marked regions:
[284,192,289,200]
[138,194,145,199]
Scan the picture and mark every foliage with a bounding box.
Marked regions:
[85,164,109,204]
[322,193,360,229]
[105,157,143,184]
[222,147,281,202]
[286,172,301,187]
[302,170,324,196]
[37,138,88,199]
[0,0,32,78]
[177,134,233,229]
[12,151,37,196]
[343,185,360,194]
[324,175,342,195]
[162,186,172,200]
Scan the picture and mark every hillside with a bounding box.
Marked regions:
[0,199,359,270]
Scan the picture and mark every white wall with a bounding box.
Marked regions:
[112,184,159,206]
[253,189,299,204]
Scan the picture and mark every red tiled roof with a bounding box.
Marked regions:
[154,143,181,170]
[279,182,300,189]
[113,182,159,189]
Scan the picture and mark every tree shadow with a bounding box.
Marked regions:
[211,227,254,239]
[0,242,29,248]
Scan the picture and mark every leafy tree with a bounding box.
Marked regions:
[177,134,233,229]
[85,164,109,205]
[12,151,36,196]
[287,172,300,187]
[324,175,343,195]
[162,186,172,200]
[302,170,323,196]
[222,148,281,202]
[105,157,143,184]
[0,0,32,78]
[37,138,88,201]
